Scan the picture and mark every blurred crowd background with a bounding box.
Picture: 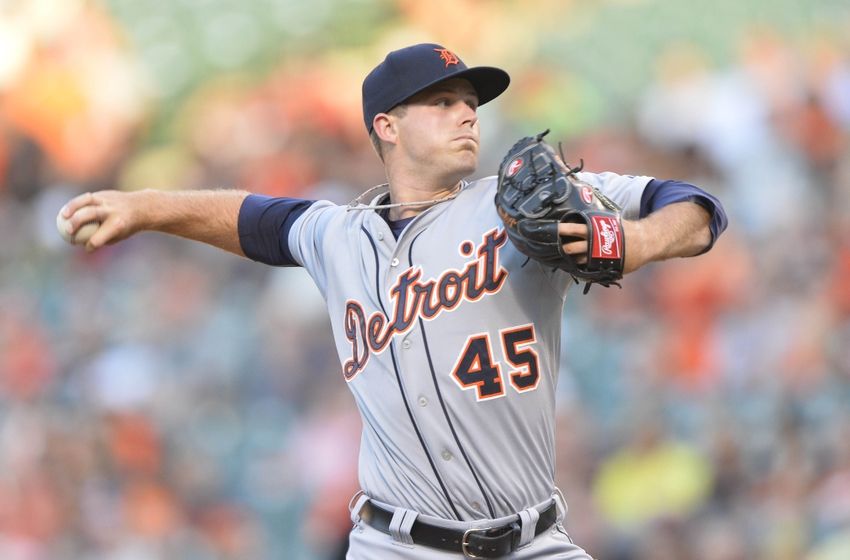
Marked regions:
[1,0,849,559]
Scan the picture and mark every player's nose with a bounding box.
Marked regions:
[458,103,478,128]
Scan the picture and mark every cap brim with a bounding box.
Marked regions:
[452,66,511,106]
[399,66,510,109]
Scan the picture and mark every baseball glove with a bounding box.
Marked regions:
[495,130,625,293]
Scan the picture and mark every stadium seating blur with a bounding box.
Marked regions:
[1,1,849,558]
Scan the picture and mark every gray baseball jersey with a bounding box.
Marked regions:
[280,171,650,521]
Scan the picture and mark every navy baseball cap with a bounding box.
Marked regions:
[362,43,510,133]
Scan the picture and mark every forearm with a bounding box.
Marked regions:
[138,189,249,256]
[62,188,250,256]
[623,201,712,273]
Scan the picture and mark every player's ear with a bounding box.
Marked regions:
[373,113,398,145]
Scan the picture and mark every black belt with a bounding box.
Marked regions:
[358,500,558,558]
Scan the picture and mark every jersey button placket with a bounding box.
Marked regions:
[441,450,453,461]
[390,257,399,267]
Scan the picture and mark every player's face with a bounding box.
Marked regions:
[393,78,480,182]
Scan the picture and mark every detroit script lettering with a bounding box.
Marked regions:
[343,228,508,380]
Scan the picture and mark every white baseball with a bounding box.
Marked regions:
[56,209,100,246]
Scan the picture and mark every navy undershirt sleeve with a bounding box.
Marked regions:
[639,179,728,254]
[238,194,316,266]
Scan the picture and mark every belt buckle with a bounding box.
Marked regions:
[461,525,494,559]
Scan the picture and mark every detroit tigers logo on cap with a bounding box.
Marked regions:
[434,48,460,67]
[506,158,523,177]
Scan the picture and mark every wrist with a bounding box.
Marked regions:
[130,189,161,232]
[622,219,650,274]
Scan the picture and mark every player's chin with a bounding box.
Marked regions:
[454,151,479,175]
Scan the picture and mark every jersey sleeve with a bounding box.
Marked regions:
[285,199,338,273]
[574,171,653,220]
[238,194,339,296]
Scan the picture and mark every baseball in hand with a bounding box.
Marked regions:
[56,209,100,246]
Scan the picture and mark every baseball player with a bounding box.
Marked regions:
[59,44,727,558]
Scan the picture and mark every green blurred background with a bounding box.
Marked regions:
[1,0,849,558]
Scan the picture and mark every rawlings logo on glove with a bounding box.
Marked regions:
[591,216,621,258]
[494,130,625,293]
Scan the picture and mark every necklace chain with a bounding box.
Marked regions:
[347,181,465,212]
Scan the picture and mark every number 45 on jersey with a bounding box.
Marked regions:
[451,323,540,401]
